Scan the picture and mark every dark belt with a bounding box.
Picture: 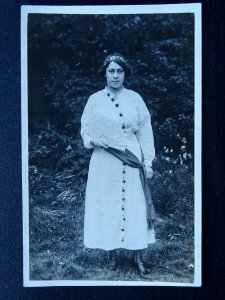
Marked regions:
[105,147,156,229]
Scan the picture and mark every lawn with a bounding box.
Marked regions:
[29,147,194,283]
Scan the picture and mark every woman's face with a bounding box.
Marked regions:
[105,61,125,90]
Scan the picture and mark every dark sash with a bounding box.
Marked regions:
[105,147,156,229]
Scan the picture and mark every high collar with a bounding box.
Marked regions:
[104,85,124,98]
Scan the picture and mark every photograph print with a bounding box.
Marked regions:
[22,4,202,286]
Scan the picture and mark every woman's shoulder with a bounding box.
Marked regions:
[123,88,143,103]
[88,89,105,101]
[124,88,149,115]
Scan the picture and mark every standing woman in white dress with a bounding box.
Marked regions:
[81,53,156,275]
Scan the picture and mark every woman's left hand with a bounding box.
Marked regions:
[144,166,153,180]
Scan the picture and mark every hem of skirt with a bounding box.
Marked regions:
[84,243,148,251]
[148,240,156,245]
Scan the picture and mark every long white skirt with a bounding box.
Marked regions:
[84,135,156,250]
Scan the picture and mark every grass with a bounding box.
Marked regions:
[30,174,194,282]
[30,238,194,282]
[29,167,194,283]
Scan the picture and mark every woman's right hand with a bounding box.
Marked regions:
[90,138,108,148]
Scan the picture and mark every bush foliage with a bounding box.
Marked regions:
[28,13,194,163]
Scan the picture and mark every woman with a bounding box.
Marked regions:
[81,53,156,275]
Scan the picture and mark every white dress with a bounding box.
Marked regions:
[81,87,156,250]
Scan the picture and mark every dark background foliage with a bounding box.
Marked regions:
[28,13,194,164]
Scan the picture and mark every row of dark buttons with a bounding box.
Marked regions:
[121,133,126,242]
[107,91,126,243]
[107,93,125,127]
[121,164,126,241]
[107,93,115,102]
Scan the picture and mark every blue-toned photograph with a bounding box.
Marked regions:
[21,4,201,287]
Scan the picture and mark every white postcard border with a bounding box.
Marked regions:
[21,3,202,287]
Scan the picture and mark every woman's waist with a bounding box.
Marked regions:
[124,134,141,160]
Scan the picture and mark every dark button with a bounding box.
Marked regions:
[123,170,125,174]
[122,189,125,192]
[123,180,126,183]
[122,125,125,129]
[115,104,119,107]
[107,93,110,97]
[121,229,124,231]
[123,162,126,166]
[111,98,115,101]
[122,207,124,210]
[123,218,126,221]
[122,198,125,201]
[119,113,123,117]
[122,239,124,242]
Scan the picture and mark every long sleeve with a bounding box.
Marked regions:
[80,96,94,149]
[135,95,155,166]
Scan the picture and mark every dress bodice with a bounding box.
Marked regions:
[81,87,155,165]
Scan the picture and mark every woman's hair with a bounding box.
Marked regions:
[99,53,132,77]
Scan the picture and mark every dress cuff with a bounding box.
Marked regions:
[83,134,94,149]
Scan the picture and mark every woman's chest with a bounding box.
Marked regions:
[92,97,139,129]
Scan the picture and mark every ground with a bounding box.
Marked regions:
[29,169,194,283]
